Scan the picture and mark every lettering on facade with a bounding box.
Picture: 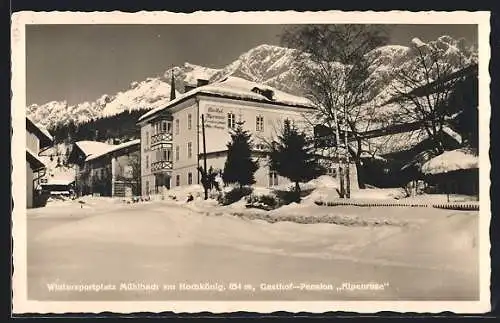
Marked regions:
[205,106,226,129]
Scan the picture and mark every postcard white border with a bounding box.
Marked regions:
[11,10,491,314]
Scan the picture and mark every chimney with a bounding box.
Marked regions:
[184,83,196,93]
[184,78,208,93]
[197,79,209,87]
[170,69,176,101]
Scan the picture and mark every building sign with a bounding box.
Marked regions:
[205,106,226,129]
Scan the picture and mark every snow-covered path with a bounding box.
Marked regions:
[27,199,478,301]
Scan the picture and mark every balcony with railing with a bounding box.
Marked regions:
[151,132,173,146]
[151,160,173,173]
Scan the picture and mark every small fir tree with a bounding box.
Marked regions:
[269,119,325,203]
[223,122,258,188]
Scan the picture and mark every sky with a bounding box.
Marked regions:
[26,24,478,106]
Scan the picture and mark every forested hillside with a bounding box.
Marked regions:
[48,109,149,144]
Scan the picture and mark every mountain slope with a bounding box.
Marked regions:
[27,36,477,131]
[28,63,220,129]
[209,44,305,95]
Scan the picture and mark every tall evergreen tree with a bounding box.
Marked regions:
[223,122,258,188]
[269,119,325,202]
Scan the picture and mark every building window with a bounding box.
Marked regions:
[187,142,192,159]
[175,145,180,161]
[176,174,180,186]
[268,171,279,187]
[146,155,149,169]
[188,113,192,130]
[227,112,236,129]
[145,131,149,150]
[157,147,172,161]
[161,120,168,133]
[175,119,180,135]
[145,181,149,194]
[188,172,193,185]
[256,115,264,132]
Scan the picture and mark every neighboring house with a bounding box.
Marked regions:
[26,116,53,208]
[137,76,317,195]
[421,147,479,196]
[68,140,114,196]
[40,178,75,198]
[69,139,141,197]
[356,63,478,191]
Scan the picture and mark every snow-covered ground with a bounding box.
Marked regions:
[27,188,479,301]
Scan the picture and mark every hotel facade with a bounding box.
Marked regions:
[137,77,317,196]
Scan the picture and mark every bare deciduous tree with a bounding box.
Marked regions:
[281,24,389,195]
[389,36,477,155]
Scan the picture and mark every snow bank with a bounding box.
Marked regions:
[350,187,407,200]
[162,184,205,201]
[252,186,273,196]
[421,148,478,175]
[307,175,338,189]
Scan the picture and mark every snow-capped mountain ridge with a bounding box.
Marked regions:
[27,36,477,130]
[28,62,220,129]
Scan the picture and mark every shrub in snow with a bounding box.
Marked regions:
[219,186,253,206]
[273,187,315,205]
[245,193,280,210]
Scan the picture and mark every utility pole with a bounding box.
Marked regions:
[201,114,208,200]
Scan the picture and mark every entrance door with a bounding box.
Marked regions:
[155,173,171,192]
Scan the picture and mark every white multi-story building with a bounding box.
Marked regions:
[137,76,318,196]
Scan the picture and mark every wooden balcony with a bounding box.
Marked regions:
[151,160,173,173]
[151,132,173,145]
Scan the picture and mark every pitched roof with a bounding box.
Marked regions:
[421,148,478,175]
[361,128,430,156]
[26,148,47,169]
[381,64,478,106]
[139,76,314,122]
[26,116,53,147]
[85,139,140,162]
[74,141,114,157]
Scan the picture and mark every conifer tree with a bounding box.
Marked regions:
[223,122,258,188]
[269,119,325,202]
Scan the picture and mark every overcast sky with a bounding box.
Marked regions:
[26,24,478,106]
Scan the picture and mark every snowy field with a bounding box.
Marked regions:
[26,187,479,301]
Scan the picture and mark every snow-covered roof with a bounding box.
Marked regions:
[85,139,140,162]
[74,141,115,157]
[43,178,75,186]
[26,148,47,169]
[421,148,478,175]
[139,76,315,122]
[360,129,430,156]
